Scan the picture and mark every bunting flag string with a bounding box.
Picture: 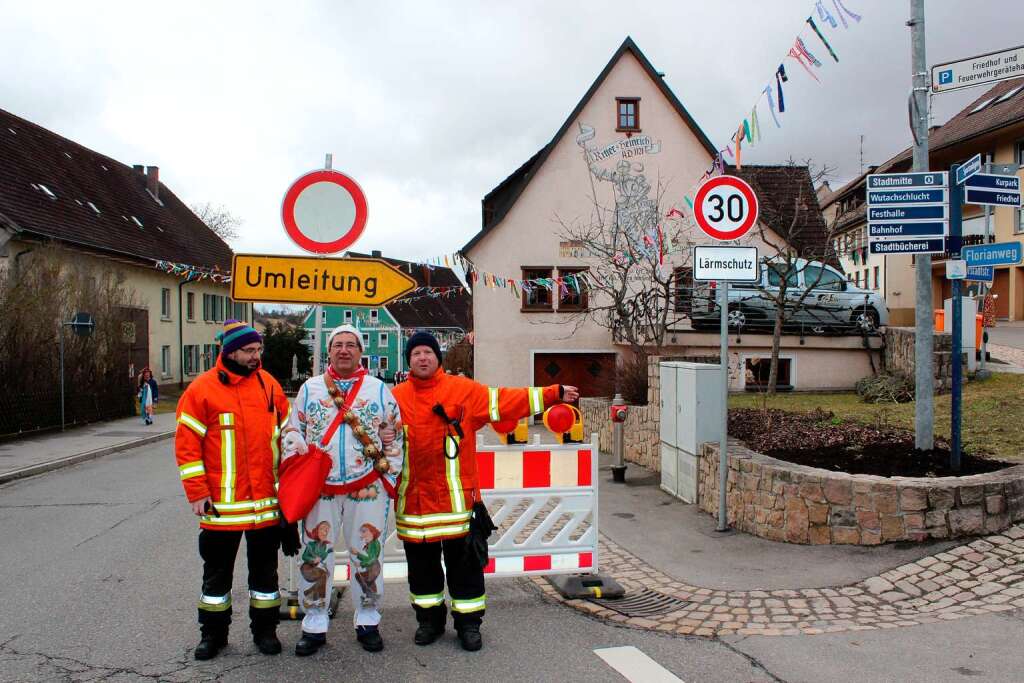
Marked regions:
[154,260,231,283]
[402,1,864,297]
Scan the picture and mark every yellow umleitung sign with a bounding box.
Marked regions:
[231,254,417,306]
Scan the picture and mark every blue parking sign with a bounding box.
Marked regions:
[939,69,953,85]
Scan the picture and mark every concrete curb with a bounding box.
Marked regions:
[0,430,175,485]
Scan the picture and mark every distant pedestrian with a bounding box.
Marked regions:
[137,368,156,425]
[174,320,297,661]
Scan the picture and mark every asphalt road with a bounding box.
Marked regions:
[0,442,771,683]
[987,322,1024,350]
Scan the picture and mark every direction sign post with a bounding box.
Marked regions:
[956,154,982,186]
[949,164,965,471]
[931,44,1024,93]
[866,171,950,256]
[693,175,759,534]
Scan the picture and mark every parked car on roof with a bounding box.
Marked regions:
[689,258,888,334]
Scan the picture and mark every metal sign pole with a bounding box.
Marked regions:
[950,164,963,471]
[313,304,323,376]
[59,324,65,431]
[717,279,729,532]
[979,161,992,377]
[910,0,935,451]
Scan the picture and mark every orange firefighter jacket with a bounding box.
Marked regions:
[391,368,560,543]
[175,357,291,531]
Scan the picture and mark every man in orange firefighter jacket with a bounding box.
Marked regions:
[392,331,579,651]
[174,320,296,661]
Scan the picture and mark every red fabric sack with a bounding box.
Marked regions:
[277,444,332,523]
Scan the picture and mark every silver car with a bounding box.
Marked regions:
[690,258,889,333]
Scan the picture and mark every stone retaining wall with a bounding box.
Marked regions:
[882,327,965,392]
[697,441,1024,545]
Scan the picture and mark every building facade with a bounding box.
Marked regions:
[462,38,830,395]
[0,106,245,388]
[822,77,1024,325]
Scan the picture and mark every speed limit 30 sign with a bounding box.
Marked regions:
[693,175,759,241]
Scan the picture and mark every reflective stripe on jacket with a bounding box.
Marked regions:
[391,369,560,543]
[175,357,291,531]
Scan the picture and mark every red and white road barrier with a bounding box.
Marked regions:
[332,434,600,583]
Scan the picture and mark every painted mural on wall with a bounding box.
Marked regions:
[576,123,663,238]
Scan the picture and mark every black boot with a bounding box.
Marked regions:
[194,633,227,661]
[356,625,384,652]
[414,621,445,645]
[294,631,326,657]
[253,630,281,655]
[457,625,482,652]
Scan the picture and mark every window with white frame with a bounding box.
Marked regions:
[186,292,195,321]
[161,345,171,376]
[379,356,388,370]
[161,288,171,319]
[361,333,370,348]
[370,309,379,323]
[321,308,328,325]
[344,310,353,323]
[379,332,389,346]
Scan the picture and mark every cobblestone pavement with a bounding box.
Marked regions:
[533,526,1024,638]
[989,343,1024,368]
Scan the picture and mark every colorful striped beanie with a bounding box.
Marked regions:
[217,319,262,356]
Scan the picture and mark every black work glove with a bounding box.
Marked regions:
[465,501,498,570]
[279,518,301,557]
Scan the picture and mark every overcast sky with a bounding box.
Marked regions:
[0,1,1018,263]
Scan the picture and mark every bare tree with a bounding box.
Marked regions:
[191,202,241,243]
[746,160,859,395]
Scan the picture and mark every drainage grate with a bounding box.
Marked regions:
[587,588,689,618]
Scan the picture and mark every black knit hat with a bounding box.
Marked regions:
[405,331,442,365]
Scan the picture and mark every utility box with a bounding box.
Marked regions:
[943,297,978,372]
[659,361,723,503]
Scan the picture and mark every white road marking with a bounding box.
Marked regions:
[594,646,684,683]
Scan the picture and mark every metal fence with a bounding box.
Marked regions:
[0,385,135,439]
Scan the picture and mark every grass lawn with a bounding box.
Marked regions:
[729,372,1024,463]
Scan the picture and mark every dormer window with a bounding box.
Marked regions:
[616,97,640,132]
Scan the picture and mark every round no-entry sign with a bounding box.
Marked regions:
[281,169,368,254]
[693,175,759,241]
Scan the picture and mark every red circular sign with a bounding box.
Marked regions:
[281,169,368,254]
[693,175,759,241]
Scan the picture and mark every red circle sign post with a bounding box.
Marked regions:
[281,169,368,254]
[693,175,759,241]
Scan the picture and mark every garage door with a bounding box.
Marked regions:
[532,352,617,404]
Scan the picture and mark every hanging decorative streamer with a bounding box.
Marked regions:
[833,0,862,28]
[750,107,761,142]
[816,0,838,28]
[788,39,821,82]
[762,84,781,128]
[733,123,744,169]
[806,17,839,62]
[776,65,787,112]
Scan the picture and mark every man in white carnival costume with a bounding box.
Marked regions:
[282,324,404,655]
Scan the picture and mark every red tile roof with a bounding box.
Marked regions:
[0,107,232,270]
[876,76,1024,174]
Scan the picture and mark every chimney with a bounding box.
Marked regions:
[132,164,144,175]
[146,166,159,199]
[371,249,382,258]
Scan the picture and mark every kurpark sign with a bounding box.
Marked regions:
[230,254,417,306]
